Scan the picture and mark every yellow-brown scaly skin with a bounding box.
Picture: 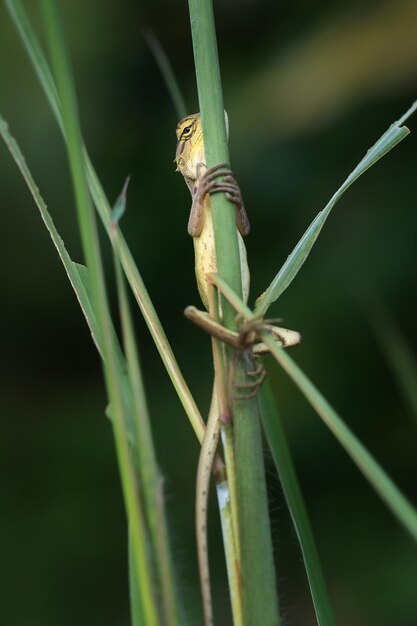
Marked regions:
[175,113,250,310]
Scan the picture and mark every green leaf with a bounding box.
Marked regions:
[0,116,98,346]
[0,113,142,450]
[361,292,417,426]
[263,336,417,543]
[260,383,336,626]
[111,175,130,225]
[5,0,206,445]
[40,0,160,621]
[144,29,187,120]
[210,276,417,544]
[254,101,417,317]
[113,250,181,626]
[129,531,146,626]
[4,0,63,132]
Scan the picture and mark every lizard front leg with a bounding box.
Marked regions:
[188,163,251,237]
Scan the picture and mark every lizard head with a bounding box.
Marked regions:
[175,113,204,184]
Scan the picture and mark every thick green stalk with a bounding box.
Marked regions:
[188,0,242,328]
[40,2,159,624]
[232,362,280,625]
[188,1,280,624]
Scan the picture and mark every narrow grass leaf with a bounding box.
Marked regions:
[264,337,417,543]
[144,28,187,120]
[113,242,182,626]
[208,277,417,542]
[0,114,147,457]
[254,101,417,317]
[260,383,336,626]
[40,2,160,623]
[4,0,63,132]
[5,0,206,444]
[0,116,100,346]
[128,531,147,626]
[361,294,417,426]
[86,158,206,443]
[111,175,130,225]
[1,106,155,624]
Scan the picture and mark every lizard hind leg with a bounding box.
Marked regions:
[233,355,267,401]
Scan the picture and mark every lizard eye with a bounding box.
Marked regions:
[182,125,193,137]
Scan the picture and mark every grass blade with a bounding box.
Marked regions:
[264,337,417,543]
[2,81,156,626]
[0,115,147,458]
[259,383,336,626]
[39,1,159,623]
[5,0,206,445]
[361,293,417,426]
[144,29,187,120]
[210,275,417,543]
[4,0,63,131]
[212,273,336,623]
[113,219,181,626]
[129,532,146,626]
[0,116,99,349]
[254,101,417,317]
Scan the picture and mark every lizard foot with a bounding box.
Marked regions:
[232,355,267,400]
[192,163,250,236]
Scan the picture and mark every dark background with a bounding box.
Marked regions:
[1,1,416,625]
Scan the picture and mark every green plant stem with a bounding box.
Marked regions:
[113,238,160,540]
[220,422,241,562]
[113,247,181,626]
[215,476,243,626]
[40,2,159,624]
[188,0,242,328]
[232,362,280,626]
[206,282,243,625]
[203,288,255,626]
[188,1,281,624]
[129,531,146,626]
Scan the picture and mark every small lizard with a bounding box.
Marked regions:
[176,113,300,626]
[176,112,246,626]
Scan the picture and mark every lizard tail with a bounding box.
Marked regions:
[196,384,221,626]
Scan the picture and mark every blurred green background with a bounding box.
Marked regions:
[1,1,416,624]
